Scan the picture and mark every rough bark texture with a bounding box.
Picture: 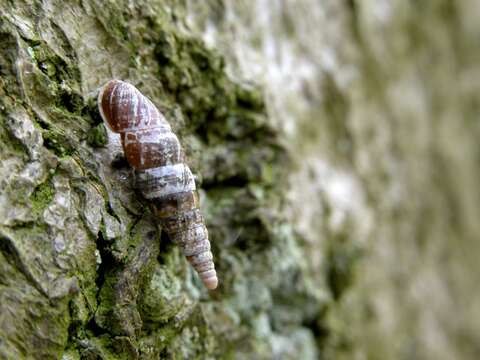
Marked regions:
[0,0,479,359]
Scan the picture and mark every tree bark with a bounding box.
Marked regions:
[1,1,479,359]
[0,1,308,359]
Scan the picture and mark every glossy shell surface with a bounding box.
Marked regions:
[98,80,218,290]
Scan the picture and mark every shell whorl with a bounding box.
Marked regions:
[98,80,170,133]
[98,80,218,290]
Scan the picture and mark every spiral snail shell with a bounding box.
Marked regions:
[98,80,218,290]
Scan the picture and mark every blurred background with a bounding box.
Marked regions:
[1,0,479,359]
[187,1,480,359]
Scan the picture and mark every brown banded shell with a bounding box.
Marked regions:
[98,79,218,290]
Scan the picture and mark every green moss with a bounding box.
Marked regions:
[153,31,235,130]
[30,180,55,216]
[87,124,108,148]
[42,128,76,157]
[234,83,265,111]
[26,39,81,87]
[138,326,179,358]
[61,348,81,360]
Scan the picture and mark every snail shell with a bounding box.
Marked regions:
[98,80,218,290]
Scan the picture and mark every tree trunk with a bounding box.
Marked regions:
[1,1,479,359]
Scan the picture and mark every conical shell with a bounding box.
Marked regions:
[98,80,218,290]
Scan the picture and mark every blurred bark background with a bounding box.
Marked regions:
[1,1,479,359]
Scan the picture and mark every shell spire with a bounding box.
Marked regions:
[98,80,218,290]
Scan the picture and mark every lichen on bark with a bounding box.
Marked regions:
[6,0,479,359]
[0,1,322,359]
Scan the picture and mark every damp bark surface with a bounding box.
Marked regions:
[0,1,479,359]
